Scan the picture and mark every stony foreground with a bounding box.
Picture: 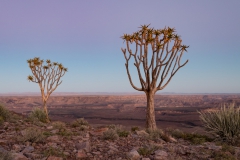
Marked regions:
[1,116,240,160]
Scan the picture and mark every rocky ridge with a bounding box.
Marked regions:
[1,114,240,160]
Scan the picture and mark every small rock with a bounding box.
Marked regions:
[75,141,90,152]
[47,156,63,160]
[12,153,28,160]
[0,145,7,153]
[126,149,140,160]
[76,150,87,159]
[50,129,59,134]
[47,135,59,141]
[21,146,34,153]
[24,153,43,159]
[154,150,168,160]
[136,130,149,137]
[109,145,118,152]
[12,144,22,152]
[169,136,177,143]
[0,139,8,145]
[46,126,53,130]
[63,151,70,156]
[92,151,101,155]
[89,127,108,136]
[205,143,222,151]
[142,158,151,160]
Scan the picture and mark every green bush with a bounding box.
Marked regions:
[71,118,89,128]
[199,103,240,144]
[102,129,119,140]
[17,127,45,143]
[0,104,10,121]
[29,107,48,123]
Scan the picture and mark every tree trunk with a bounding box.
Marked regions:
[43,100,50,123]
[146,91,157,130]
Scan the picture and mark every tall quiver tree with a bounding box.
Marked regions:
[121,25,189,130]
[27,57,67,122]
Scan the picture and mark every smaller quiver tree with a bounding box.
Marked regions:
[121,25,189,130]
[27,57,67,122]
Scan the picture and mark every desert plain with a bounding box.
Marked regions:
[1,93,240,134]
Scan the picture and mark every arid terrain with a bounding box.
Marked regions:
[1,94,240,134]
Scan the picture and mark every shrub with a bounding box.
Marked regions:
[114,125,129,137]
[131,126,140,132]
[168,129,185,139]
[43,146,65,158]
[146,128,163,141]
[58,128,73,137]
[71,118,89,128]
[102,129,119,140]
[52,121,66,129]
[0,104,10,121]
[168,128,212,144]
[138,144,160,156]
[29,107,48,123]
[17,127,45,143]
[199,103,240,144]
[108,124,116,129]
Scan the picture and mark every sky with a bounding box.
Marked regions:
[0,1,240,94]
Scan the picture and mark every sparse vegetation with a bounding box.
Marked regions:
[58,128,73,137]
[167,128,212,144]
[71,118,89,128]
[17,127,45,143]
[0,104,10,122]
[29,107,48,123]
[146,128,163,141]
[52,121,66,129]
[131,126,140,132]
[138,144,161,156]
[107,124,129,137]
[43,146,65,158]
[102,129,119,140]
[199,103,240,144]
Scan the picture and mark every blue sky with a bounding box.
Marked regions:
[0,1,240,93]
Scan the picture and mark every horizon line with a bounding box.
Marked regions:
[0,92,239,96]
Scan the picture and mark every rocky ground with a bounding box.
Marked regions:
[1,113,240,160]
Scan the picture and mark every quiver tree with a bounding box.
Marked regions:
[27,57,67,122]
[121,25,189,130]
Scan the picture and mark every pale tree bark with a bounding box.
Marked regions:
[145,90,156,129]
[27,57,67,122]
[121,25,189,130]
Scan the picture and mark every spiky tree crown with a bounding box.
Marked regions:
[121,24,189,52]
[121,24,189,92]
[27,57,68,82]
